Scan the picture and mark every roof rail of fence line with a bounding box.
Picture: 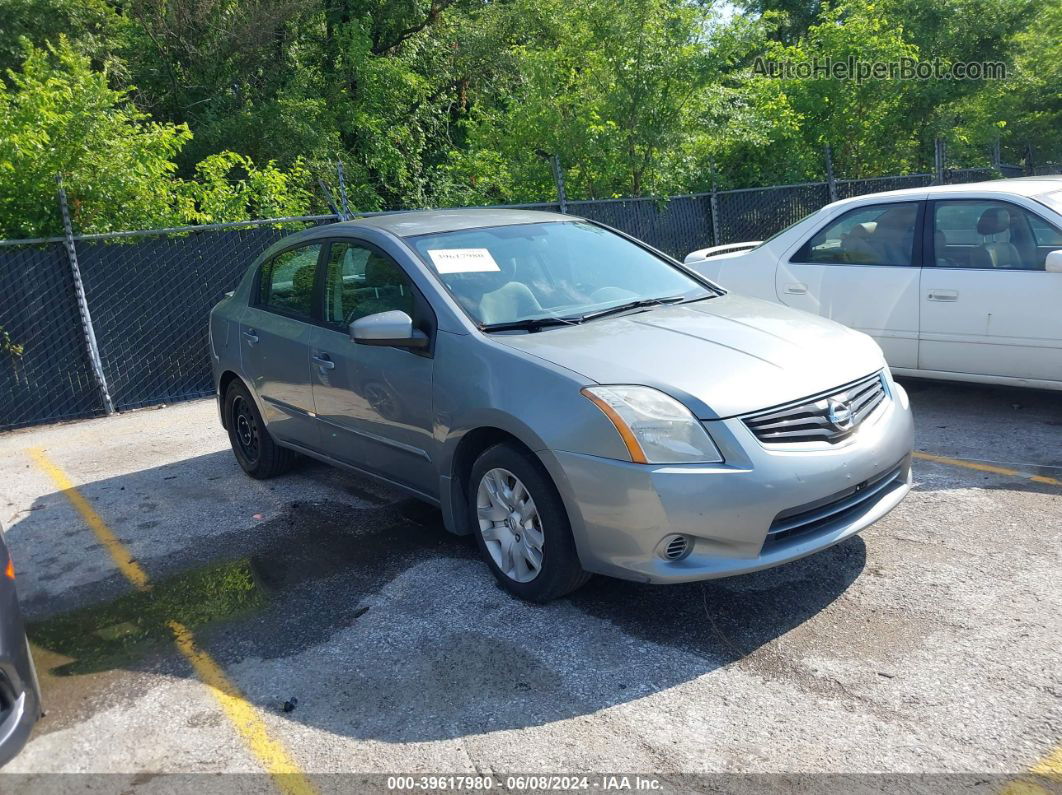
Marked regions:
[564,182,835,204]
[0,205,574,248]
[834,173,933,183]
[0,213,348,247]
[712,180,830,196]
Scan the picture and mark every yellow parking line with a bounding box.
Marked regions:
[26,447,316,795]
[1030,745,1062,778]
[1002,744,1062,793]
[168,621,316,795]
[915,448,1061,792]
[27,448,151,591]
[913,450,1062,487]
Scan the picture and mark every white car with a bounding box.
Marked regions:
[686,177,1062,390]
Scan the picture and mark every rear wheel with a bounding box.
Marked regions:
[224,380,295,479]
[469,443,590,601]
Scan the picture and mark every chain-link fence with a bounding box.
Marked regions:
[2,166,1058,431]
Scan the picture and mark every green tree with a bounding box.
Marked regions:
[0,37,314,239]
[441,0,720,201]
[0,37,191,238]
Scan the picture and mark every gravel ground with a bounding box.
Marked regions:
[0,379,1059,793]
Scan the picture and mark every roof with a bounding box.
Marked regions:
[333,208,573,238]
[832,176,1062,208]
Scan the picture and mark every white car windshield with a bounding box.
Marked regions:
[1037,189,1062,216]
[409,221,715,329]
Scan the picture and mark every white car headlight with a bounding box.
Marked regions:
[581,385,723,464]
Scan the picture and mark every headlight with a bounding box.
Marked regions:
[581,385,723,464]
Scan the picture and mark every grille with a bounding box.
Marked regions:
[765,461,905,545]
[661,535,691,560]
[744,372,887,445]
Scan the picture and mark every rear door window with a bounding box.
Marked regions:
[258,244,321,318]
[931,200,1061,270]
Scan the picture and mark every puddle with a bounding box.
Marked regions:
[29,558,267,676]
[28,498,468,675]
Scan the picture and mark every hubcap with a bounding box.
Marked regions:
[476,468,544,583]
[232,396,260,462]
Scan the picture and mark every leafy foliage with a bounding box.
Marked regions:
[0,0,1057,237]
[0,38,313,238]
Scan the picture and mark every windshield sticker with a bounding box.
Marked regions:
[427,248,501,274]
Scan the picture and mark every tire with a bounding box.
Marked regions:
[468,442,590,602]
[224,380,295,479]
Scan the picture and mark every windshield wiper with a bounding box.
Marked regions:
[576,295,687,323]
[479,316,581,333]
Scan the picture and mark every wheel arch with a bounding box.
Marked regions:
[217,370,253,430]
[442,426,544,537]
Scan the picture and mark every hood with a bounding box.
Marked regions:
[495,293,885,419]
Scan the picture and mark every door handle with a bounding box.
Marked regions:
[784,283,808,295]
[242,329,259,344]
[927,290,959,302]
[312,353,336,370]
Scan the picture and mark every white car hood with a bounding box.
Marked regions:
[495,293,886,419]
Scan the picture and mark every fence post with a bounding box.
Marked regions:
[933,137,948,184]
[550,154,568,214]
[56,175,115,415]
[824,145,838,203]
[318,178,341,217]
[709,162,722,247]
[336,160,352,220]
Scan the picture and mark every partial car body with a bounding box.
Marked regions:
[210,209,914,600]
[0,527,42,768]
[685,176,1062,390]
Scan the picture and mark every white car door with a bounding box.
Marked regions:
[919,198,1062,384]
[774,200,924,369]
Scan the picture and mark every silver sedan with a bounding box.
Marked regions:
[209,209,914,601]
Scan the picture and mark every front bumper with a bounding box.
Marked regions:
[540,381,915,584]
[0,664,40,769]
[0,625,41,769]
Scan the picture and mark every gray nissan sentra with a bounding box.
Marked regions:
[210,209,914,601]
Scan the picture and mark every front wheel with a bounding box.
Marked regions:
[469,443,590,602]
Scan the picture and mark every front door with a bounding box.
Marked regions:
[775,200,924,369]
[309,240,437,495]
[239,243,321,445]
[919,199,1062,383]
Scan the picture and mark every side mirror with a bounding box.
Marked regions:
[1046,250,1062,273]
[350,310,429,349]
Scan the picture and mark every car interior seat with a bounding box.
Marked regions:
[478,282,545,325]
[350,254,414,320]
[868,207,916,265]
[972,207,1022,269]
[841,222,879,263]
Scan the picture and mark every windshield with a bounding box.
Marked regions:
[409,221,714,328]
[752,212,815,250]
[1036,189,1062,217]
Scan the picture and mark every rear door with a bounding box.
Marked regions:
[308,239,437,495]
[919,199,1062,383]
[239,243,322,445]
[775,200,924,369]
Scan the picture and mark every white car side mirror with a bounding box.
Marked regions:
[1046,250,1062,273]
